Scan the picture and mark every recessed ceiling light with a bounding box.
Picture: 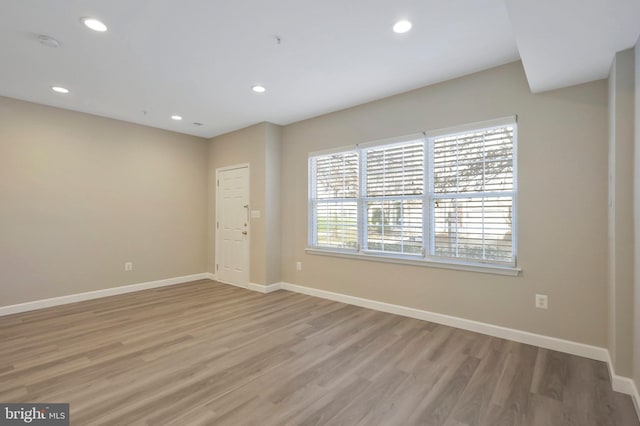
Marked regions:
[51,86,70,94]
[82,18,108,32]
[251,85,266,93]
[171,115,183,121]
[393,20,412,34]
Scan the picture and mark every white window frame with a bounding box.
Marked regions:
[360,136,426,257]
[308,146,359,254]
[307,117,520,276]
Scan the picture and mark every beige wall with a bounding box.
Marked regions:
[608,49,635,378]
[608,58,617,374]
[281,61,609,346]
[207,122,282,285]
[0,97,209,306]
[265,124,282,285]
[633,38,640,393]
[0,59,624,366]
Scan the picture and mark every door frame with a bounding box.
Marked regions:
[215,163,250,288]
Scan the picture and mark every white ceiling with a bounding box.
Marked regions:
[505,0,640,93]
[0,1,638,138]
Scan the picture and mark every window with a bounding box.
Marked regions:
[308,117,517,269]
[429,124,515,264]
[309,151,359,250]
[363,139,425,255]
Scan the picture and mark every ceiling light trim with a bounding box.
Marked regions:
[82,17,108,32]
[51,86,70,94]
[393,20,412,34]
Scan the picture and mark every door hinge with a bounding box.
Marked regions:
[217,179,219,187]
[216,221,219,229]
[216,264,219,271]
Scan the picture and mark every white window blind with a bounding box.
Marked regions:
[309,151,359,250]
[363,140,424,255]
[307,118,517,269]
[430,125,515,263]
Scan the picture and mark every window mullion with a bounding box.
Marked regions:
[358,147,365,253]
[309,158,317,247]
[482,132,486,260]
[426,135,434,257]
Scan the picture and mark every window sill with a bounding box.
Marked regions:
[305,248,521,276]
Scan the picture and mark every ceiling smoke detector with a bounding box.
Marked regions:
[38,35,60,48]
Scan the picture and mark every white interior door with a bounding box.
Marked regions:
[216,166,249,286]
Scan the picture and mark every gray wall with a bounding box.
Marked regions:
[281,61,609,347]
[0,97,209,306]
[609,49,635,378]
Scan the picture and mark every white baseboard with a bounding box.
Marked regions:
[248,282,283,293]
[632,382,640,421]
[0,273,213,317]
[3,275,637,420]
[605,352,640,418]
[615,376,640,419]
[206,278,279,293]
[278,282,608,361]
[214,278,249,289]
[275,280,640,417]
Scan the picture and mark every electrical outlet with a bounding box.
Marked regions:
[125,262,133,272]
[296,261,302,271]
[535,294,548,309]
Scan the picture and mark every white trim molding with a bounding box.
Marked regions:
[248,282,283,293]
[0,273,214,317]
[278,282,607,361]
[632,382,640,421]
[605,352,640,419]
[614,376,640,418]
[306,248,521,276]
[307,118,519,274]
[2,276,637,421]
[214,278,248,289]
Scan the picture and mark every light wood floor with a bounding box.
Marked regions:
[0,280,637,426]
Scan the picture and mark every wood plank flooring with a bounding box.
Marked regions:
[0,280,637,425]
